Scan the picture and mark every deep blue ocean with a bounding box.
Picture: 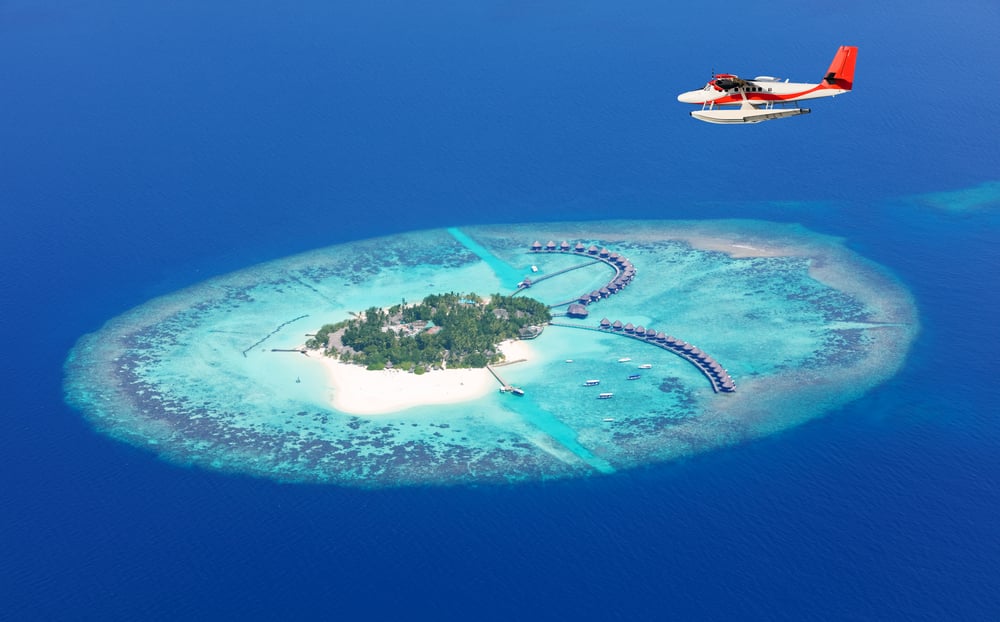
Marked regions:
[3,1,999,619]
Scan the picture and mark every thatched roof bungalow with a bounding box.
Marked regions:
[567,304,589,318]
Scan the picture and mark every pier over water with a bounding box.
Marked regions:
[523,239,735,393]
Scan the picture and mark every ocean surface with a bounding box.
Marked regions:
[3,1,999,620]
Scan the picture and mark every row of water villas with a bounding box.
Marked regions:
[598,319,736,393]
[528,241,637,313]
[528,239,735,393]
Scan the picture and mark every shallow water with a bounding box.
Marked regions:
[64,219,917,486]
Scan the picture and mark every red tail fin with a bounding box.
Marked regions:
[823,46,857,90]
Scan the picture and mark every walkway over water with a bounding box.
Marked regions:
[518,241,636,309]
[520,239,735,393]
[549,321,736,393]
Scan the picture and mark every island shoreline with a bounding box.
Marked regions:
[314,339,536,415]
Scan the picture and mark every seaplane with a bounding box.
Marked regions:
[677,45,857,124]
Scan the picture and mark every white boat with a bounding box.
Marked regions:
[638,364,652,369]
[598,392,614,399]
[617,357,632,363]
[531,265,539,273]
[565,359,574,363]
[584,379,600,386]
[602,417,615,422]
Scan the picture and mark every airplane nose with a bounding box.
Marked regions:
[677,90,702,104]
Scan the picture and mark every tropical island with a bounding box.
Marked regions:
[306,292,551,372]
[63,221,919,486]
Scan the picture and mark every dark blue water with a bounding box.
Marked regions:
[3,1,999,619]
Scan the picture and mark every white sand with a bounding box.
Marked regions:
[316,339,535,415]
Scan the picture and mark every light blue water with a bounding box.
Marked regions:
[7,0,1000,617]
[64,219,917,485]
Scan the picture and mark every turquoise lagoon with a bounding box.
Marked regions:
[64,221,918,486]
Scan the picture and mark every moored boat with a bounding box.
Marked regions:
[598,392,614,399]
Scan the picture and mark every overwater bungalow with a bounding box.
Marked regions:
[587,245,599,255]
[612,320,624,331]
[560,241,571,251]
[574,242,586,253]
[624,322,635,333]
[531,241,542,252]
[600,318,612,329]
[545,240,557,251]
[567,303,589,319]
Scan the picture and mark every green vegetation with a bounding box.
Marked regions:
[307,292,550,371]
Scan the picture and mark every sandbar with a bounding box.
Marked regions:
[316,339,535,415]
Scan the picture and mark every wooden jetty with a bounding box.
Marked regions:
[547,321,736,393]
[486,364,525,396]
[522,239,735,393]
[522,241,637,309]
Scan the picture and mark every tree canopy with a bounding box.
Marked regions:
[307,292,550,371]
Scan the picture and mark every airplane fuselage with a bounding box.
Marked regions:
[677,77,849,106]
[677,46,858,123]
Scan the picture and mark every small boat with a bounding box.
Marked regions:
[530,265,539,273]
[511,387,525,396]
[598,392,614,399]
[617,357,632,363]
[638,364,652,369]
[627,374,641,380]
[602,417,615,422]
[584,379,600,386]
[565,359,574,363]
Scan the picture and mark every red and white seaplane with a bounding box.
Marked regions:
[677,45,857,124]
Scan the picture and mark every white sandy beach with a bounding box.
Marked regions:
[315,339,535,415]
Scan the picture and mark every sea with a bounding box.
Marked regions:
[3,1,999,620]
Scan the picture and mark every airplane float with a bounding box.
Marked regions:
[677,45,857,124]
